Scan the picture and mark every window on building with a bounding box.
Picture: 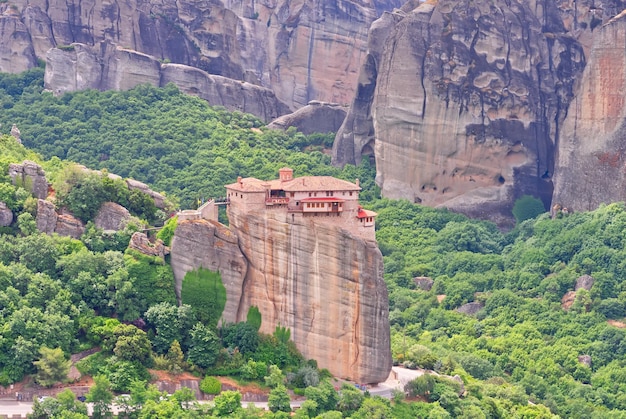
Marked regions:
[349,192,353,196]
[291,192,295,197]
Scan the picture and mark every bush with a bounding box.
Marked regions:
[246,306,262,331]
[512,195,545,223]
[200,376,222,395]
[156,215,177,246]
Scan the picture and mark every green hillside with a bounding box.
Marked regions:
[2,69,626,417]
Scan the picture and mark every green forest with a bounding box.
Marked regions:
[1,68,626,418]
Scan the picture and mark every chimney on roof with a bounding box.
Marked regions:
[279,167,294,182]
[355,178,360,188]
[237,176,243,186]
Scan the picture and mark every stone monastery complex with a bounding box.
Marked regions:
[225,167,377,241]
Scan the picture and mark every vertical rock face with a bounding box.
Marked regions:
[4,0,401,110]
[170,209,391,383]
[553,14,626,211]
[334,0,624,225]
[227,208,391,383]
[8,160,49,199]
[44,42,290,122]
[169,219,248,325]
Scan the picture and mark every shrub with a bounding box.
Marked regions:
[246,306,262,331]
[156,215,177,246]
[200,375,222,395]
[512,195,545,223]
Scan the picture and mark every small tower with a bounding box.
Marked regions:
[279,167,294,182]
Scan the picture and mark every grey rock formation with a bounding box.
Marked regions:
[36,199,57,234]
[9,160,48,199]
[0,202,13,227]
[413,276,434,291]
[267,101,348,135]
[456,302,484,316]
[553,13,626,211]
[125,178,168,210]
[170,205,391,384]
[3,0,402,110]
[578,355,592,368]
[170,219,247,322]
[55,212,85,238]
[575,274,595,291]
[10,124,21,144]
[45,42,290,122]
[94,202,132,232]
[334,0,614,226]
[129,232,169,258]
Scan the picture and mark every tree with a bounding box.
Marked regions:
[221,322,259,355]
[268,385,291,413]
[144,302,195,353]
[112,324,152,365]
[200,376,222,395]
[86,375,114,419]
[213,390,242,416]
[165,340,186,374]
[304,380,338,414]
[187,323,221,369]
[350,397,392,419]
[264,365,285,388]
[336,383,365,416]
[33,347,71,387]
[512,195,545,223]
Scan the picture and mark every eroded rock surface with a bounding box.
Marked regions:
[267,101,348,135]
[0,202,12,227]
[170,206,391,383]
[45,42,290,122]
[4,0,402,109]
[55,212,85,238]
[94,202,132,231]
[9,160,48,199]
[36,199,57,234]
[553,13,626,211]
[169,219,247,322]
[129,232,169,258]
[334,0,626,225]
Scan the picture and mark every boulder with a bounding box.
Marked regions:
[413,276,434,291]
[8,160,48,199]
[456,302,484,316]
[578,355,592,368]
[94,202,132,232]
[575,275,595,291]
[267,101,348,135]
[0,202,12,227]
[55,213,84,239]
[10,124,21,144]
[35,199,57,234]
[125,179,168,210]
[129,232,169,259]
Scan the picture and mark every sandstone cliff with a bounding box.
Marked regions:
[44,42,290,122]
[333,0,626,225]
[267,101,348,135]
[553,13,626,211]
[3,0,401,109]
[170,209,391,383]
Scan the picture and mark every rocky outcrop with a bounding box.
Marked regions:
[169,219,247,321]
[413,276,433,291]
[94,202,132,231]
[44,42,290,122]
[170,206,391,383]
[230,207,390,384]
[36,199,57,234]
[334,0,623,225]
[8,160,48,199]
[575,274,595,291]
[125,178,169,210]
[55,212,85,238]
[129,232,169,258]
[267,101,348,135]
[3,0,402,109]
[456,302,484,316]
[0,202,12,227]
[10,125,21,144]
[553,13,626,212]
